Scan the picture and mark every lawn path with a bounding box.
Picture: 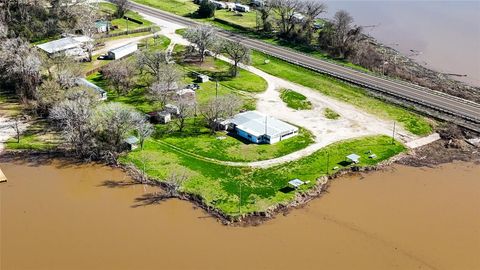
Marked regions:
[138,12,428,168]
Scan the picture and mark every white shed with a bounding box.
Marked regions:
[107,43,138,60]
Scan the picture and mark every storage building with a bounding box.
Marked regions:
[107,43,138,60]
[76,78,107,101]
[36,35,93,59]
[235,4,250,12]
[229,111,298,144]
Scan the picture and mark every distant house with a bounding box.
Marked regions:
[197,74,209,83]
[165,104,180,115]
[229,111,298,144]
[36,35,93,59]
[346,153,361,164]
[292,12,306,23]
[210,0,227,9]
[107,43,138,60]
[235,3,250,12]
[175,88,196,101]
[251,0,264,7]
[75,78,107,101]
[95,20,109,33]
[147,111,171,124]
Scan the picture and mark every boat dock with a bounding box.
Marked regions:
[0,168,7,183]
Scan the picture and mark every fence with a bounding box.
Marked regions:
[98,27,153,39]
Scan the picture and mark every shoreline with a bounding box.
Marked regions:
[2,137,478,226]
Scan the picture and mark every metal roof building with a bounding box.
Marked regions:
[229,111,298,144]
[76,78,107,101]
[36,36,93,55]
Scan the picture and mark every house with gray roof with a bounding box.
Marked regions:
[229,111,298,144]
[36,35,93,59]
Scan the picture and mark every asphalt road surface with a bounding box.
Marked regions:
[129,1,480,130]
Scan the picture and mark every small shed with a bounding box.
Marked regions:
[124,136,139,151]
[107,43,138,60]
[346,153,361,164]
[197,74,209,83]
[158,111,171,124]
[95,20,109,33]
[225,2,236,11]
[288,179,305,189]
[165,104,180,115]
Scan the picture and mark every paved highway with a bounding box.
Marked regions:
[129,1,480,129]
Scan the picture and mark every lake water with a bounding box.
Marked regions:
[323,1,480,86]
[1,159,479,269]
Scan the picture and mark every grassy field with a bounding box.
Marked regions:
[324,108,340,120]
[214,10,258,29]
[156,119,315,162]
[251,51,433,135]
[121,135,406,216]
[280,89,312,110]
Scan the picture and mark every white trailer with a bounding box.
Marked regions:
[235,3,250,12]
[107,43,138,60]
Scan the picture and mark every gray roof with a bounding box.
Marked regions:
[346,153,361,162]
[108,43,137,55]
[37,36,92,54]
[230,111,298,138]
[125,136,139,145]
[76,78,106,95]
[288,179,304,188]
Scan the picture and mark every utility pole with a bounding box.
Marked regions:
[326,151,330,175]
[215,79,219,98]
[392,122,396,144]
[239,181,242,215]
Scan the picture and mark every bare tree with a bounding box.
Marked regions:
[319,10,363,59]
[91,102,145,154]
[50,88,98,157]
[173,96,196,132]
[112,0,130,19]
[257,1,274,32]
[148,65,183,109]
[271,0,303,38]
[200,94,243,134]
[184,25,218,62]
[136,50,168,81]
[102,59,136,95]
[0,38,42,102]
[36,79,65,113]
[9,116,21,143]
[301,0,327,43]
[135,118,153,150]
[222,40,250,77]
[164,170,189,197]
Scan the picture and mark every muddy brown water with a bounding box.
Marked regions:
[1,159,479,270]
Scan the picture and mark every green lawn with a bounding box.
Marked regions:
[280,89,312,110]
[121,135,406,216]
[156,119,315,162]
[214,10,258,29]
[324,108,340,120]
[5,120,60,151]
[252,51,433,135]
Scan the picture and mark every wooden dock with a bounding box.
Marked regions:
[0,168,7,183]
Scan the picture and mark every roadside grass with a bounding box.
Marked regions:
[214,10,258,29]
[5,120,60,151]
[251,51,433,136]
[180,56,267,94]
[280,89,312,110]
[121,135,406,216]
[324,108,340,120]
[156,119,315,162]
[132,0,198,17]
[99,2,153,33]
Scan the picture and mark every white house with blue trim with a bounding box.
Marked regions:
[229,111,298,144]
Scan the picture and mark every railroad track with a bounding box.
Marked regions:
[129,1,480,131]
